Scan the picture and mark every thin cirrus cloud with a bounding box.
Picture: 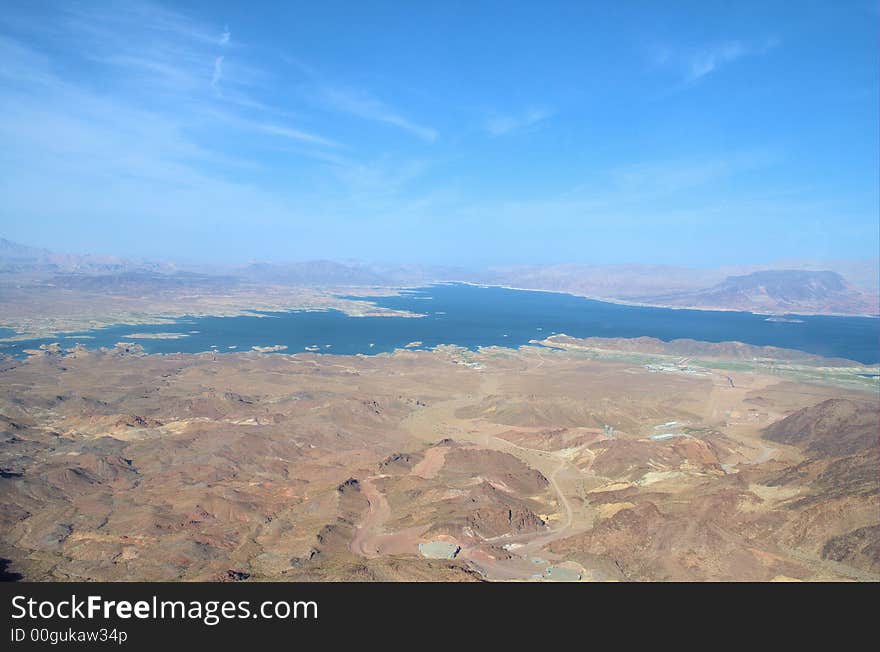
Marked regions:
[254,122,343,148]
[0,4,341,184]
[212,25,228,88]
[0,0,438,257]
[687,41,748,80]
[6,1,867,267]
[211,55,223,88]
[311,86,439,142]
[653,38,780,83]
[485,107,554,136]
[50,1,341,151]
[3,0,440,172]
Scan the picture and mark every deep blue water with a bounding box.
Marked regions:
[1,284,878,363]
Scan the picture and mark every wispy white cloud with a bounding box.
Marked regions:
[38,1,338,149]
[211,55,223,88]
[39,1,434,149]
[0,9,346,193]
[0,1,444,260]
[64,1,222,48]
[313,86,438,142]
[254,122,342,148]
[653,38,780,83]
[486,107,553,136]
[687,42,748,80]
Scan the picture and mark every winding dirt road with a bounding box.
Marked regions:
[349,475,392,558]
[398,390,590,565]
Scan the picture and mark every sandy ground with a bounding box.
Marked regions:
[1,339,876,581]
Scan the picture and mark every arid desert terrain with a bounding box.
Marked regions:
[1,336,877,581]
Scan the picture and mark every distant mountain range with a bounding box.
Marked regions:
[1,237,877,316]
[632,270,879,316]
[0,238,175,275]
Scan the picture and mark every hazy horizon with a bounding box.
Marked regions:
[1,1,877,266]
[4,234,880,276]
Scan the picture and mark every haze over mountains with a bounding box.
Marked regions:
[1,237,877,316]
[631,270,879,316]
[0,238,175,276]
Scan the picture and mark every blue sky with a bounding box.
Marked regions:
[0,0,877,266]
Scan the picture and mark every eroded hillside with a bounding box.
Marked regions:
[0,341,877,581]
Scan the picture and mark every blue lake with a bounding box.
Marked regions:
[1,283,878,363]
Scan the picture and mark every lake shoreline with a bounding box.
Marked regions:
[2,284,878,364]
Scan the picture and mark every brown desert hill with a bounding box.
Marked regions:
[1,340,877,581]
[453,393,669,432]
[424,480,548,539]
[455,395,606,428]
[821,525,880,572]
[759,398,880,574]
[440,448,549,495]
[764,449,880,575]
[373,446,553,540]
[588,436,727,481]
[763,398,879,457]
[494,427,597,452]
[549,490,796,581]
[634,270,879,315]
